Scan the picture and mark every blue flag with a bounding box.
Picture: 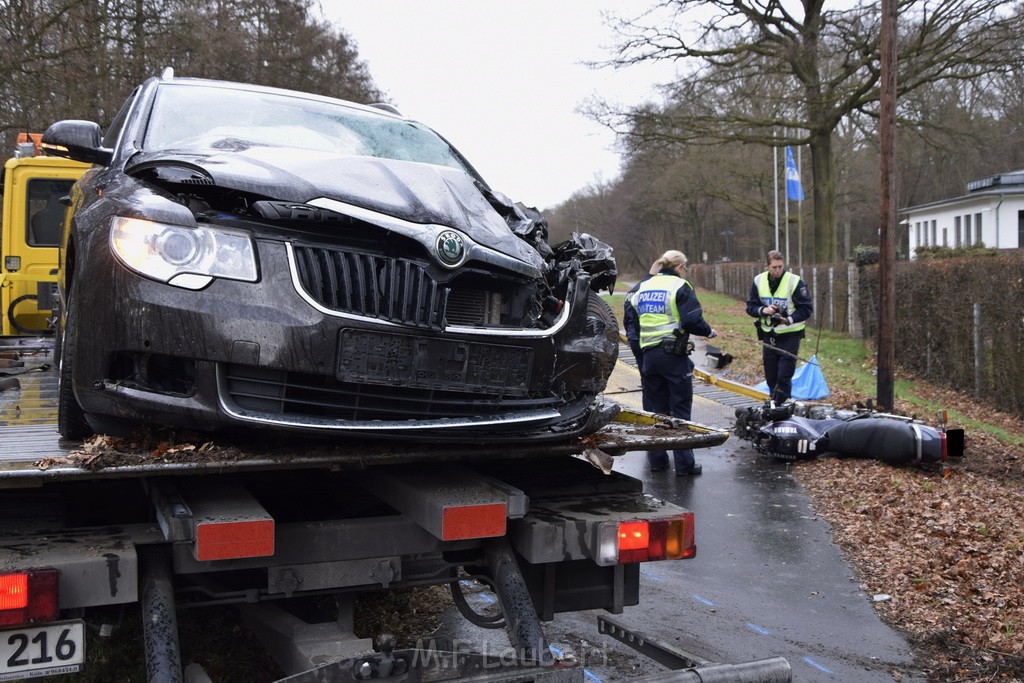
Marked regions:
[785,146,804,201]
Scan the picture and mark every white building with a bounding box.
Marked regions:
[902,169,1024,258]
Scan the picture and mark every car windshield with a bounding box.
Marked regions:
[143,83,469,172]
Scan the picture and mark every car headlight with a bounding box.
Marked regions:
[109,217,257,290]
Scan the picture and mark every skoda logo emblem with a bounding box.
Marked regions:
[436,230,466,267]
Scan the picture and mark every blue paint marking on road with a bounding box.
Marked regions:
[692,594,715,607]
[551,645,602,682]
[745,623,771,635]
[477,592,496,604]
[803,657,834,674]
[640,569,662,581]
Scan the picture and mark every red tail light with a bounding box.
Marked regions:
[0,569,59,627]
[610,513,696,564]
[943,428,966,458]
[618,522,650,552]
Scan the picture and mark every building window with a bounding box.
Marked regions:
[932,220,937,245]
[954,216,962,247]
[1018,210,1023,248]
[975,213,983,246]
[943,227,948,246]
[964,214,972,247]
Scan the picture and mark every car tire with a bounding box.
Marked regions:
[588,290,619,346]
[587,291,620,393]
[58,280,93,440]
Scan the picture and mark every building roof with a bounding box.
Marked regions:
[903,169,1024,214]
[967,169,1024,193]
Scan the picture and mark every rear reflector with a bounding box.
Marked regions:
[0,569,59,627]
[944,429,966,458]
[195,520,275,561]
[442,503,506,541]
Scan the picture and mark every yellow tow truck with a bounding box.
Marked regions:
[0,133,89,336]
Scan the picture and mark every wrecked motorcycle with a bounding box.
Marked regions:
[734,400,966,466]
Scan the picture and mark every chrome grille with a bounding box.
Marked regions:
[293,246,447,329]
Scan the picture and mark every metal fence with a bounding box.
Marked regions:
[687,253,1024,417]
[689,261,863,338]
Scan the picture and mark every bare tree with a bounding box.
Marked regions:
[591,0,1024,263]
[0,0,381,149]
[162,0,380,103]
[0,0,98,138]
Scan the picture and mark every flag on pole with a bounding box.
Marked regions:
[785,146,804,201]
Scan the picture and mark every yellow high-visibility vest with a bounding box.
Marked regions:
[754,271,806,334]
[629,274,688,349]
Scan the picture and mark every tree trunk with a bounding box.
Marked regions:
[808,128,837,263]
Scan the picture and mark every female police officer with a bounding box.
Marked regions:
[624,250,717,475]
[746,250,813,404]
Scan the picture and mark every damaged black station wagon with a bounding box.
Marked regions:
[43,71,620,443]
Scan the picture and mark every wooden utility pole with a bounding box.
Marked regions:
[877,0,897,409]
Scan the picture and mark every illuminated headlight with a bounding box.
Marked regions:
[109,217,257,290]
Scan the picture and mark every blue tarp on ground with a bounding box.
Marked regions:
[754,354,830,399]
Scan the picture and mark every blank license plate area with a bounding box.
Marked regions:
[338,330,531,396]
[1,620,84,680]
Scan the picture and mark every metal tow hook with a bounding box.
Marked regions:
[353,634,406,680]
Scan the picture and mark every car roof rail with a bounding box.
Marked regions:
[368,103,402,116]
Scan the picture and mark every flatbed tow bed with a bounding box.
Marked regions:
[1,338,728,483]
[0,338,791,682]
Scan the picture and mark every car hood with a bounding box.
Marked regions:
[126,146,543,266]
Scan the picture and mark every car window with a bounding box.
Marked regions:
[143,83,469,172]
[27,178,75,247]
[103,88,139,148]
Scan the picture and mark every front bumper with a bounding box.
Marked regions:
[71,238,617,441]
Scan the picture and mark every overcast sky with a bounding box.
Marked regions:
[317,1,678,210]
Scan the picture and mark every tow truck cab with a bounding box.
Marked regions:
[0,135,88,336]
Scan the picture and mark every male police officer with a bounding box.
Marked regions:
[625,250,717,475]
[746,250,813,404]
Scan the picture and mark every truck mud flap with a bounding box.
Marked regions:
[598,615,792,683]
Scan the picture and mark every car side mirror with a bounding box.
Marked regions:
[41,120,113,166]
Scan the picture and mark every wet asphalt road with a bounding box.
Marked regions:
[444,348,928,682]
[592,420,925,681]
[574,352,926,681]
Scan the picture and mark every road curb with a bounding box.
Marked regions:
[618,334,765,411]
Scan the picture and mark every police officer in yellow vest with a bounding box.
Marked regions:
[625,250,717,475]
[746,250,813,404]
